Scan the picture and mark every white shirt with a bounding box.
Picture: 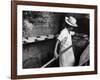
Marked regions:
[57,28,72,48]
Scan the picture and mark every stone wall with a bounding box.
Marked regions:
[23,11,61,37]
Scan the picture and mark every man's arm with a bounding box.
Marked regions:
[54,39,60,59]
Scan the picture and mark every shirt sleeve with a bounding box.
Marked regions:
[57,28,68,41]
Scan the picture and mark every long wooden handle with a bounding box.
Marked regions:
[41,45,72,68]
[41,58,57,68]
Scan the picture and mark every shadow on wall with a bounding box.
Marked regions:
[77,18,89,36]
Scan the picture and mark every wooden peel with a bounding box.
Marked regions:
[41,45,72,68]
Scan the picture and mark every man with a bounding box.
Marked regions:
[54,16,78,66]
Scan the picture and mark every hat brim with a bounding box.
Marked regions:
[65,17,78,27]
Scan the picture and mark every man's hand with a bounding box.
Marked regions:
[54,52,59,59]
[70,31,75,36]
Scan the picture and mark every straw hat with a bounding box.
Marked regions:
[65,16,78,27]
